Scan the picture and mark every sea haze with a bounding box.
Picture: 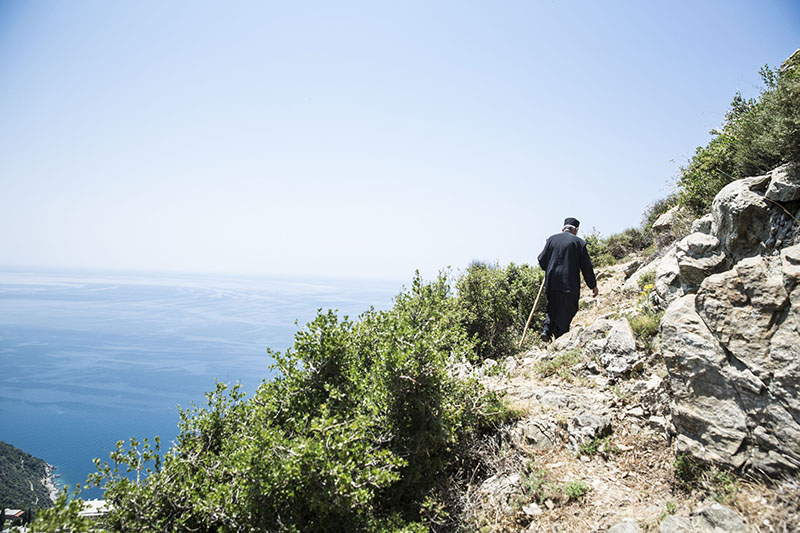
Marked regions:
[0,268,400,498]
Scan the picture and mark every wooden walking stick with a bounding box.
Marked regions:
[518,276,546,347]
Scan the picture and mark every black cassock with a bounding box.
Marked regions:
[537,231,597,339]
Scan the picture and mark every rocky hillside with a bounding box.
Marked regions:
[456,163,799,531]
[0,441,57,510]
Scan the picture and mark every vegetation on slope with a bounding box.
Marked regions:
[678,52,800,215]
[33,269,541,532]
[0,440,53,510]
[588,50,799,259]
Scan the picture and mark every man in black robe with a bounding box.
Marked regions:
[538,217,598,341]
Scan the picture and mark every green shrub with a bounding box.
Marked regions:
[514,468,552,507]
[678,54,800,215]
[40,272,506,532]
[585,230,612,265]
[711,468,739,505]
[674,453,702,486]
[562,480,590,501]
[626,277,663,346]
[577,435,618,457]
[585,226,653,264]
[637,269,655,289]
[605,227,653,259]
[455,262,544,361]
[627,311,663,342]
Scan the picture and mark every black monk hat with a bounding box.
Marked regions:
[564,217,580,228]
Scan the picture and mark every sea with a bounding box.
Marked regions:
[0,268,401,499]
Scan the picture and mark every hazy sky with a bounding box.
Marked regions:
[1,1,798,280]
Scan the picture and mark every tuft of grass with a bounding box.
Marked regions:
[627,311,664,341]
[485,396,527,425]
[578,435,619,457]
[657,501,678,523]
[534,349,582,379]
[710,468,739,505]
[514,468,553,507]
[562,480,590,501]
[674,453,702,486]
[637,269,656,289]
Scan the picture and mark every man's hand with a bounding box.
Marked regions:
[592,287,599,298]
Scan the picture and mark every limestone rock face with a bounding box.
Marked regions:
[711,174,772,262]
[597,319,642,377]
[661,245,800,475]
[567,412,611,454]
[655,244,687,307]
[556,317,642,378]
[765,162,800,202]
[654,163,800,308]
[691,213,713,235]
[675,233,729,287]
[653,205,683,248]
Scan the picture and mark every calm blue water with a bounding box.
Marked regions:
[0,268,400,498]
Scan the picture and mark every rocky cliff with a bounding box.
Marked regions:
[0,440,57,509]
[655,163,800,477]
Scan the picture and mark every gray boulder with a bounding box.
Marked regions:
[518,416,561,450]
[675,233,729,287]
[692,501,748,532]
[608,519,641,533]
[567,412,611,454]
[765,162,800,202]
[560,317,642,378]
[624,258,644,279]
[658,515,693,533]
[661,245,800,475]
[691,213,714,235]
[553,316,616,352]
[655,164,800,309]
[655,244,689,307]
[653,205,684,248]
[597,319,643,377]
[711,174,771,263]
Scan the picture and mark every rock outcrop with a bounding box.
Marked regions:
[658,162,800,476]
[654,162,800,308]
[553,316,643,378]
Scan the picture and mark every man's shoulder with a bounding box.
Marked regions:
[551,232,586,246]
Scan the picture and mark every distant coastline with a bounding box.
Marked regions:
[0,440,59,509]
[43,463,60,503]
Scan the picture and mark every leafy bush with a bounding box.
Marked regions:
[626,277,663,346]
[40,273,508,532]
[627,311,663,342]
[585,230,615,266]
[585,226,653,264]
[637,269,655,289]
[678,53,800,215]
[513,468,553,508]
[674,453,702,486]
[455,262,545,361]
[605,227,653,260]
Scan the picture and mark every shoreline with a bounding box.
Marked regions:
[42,463,60,504]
